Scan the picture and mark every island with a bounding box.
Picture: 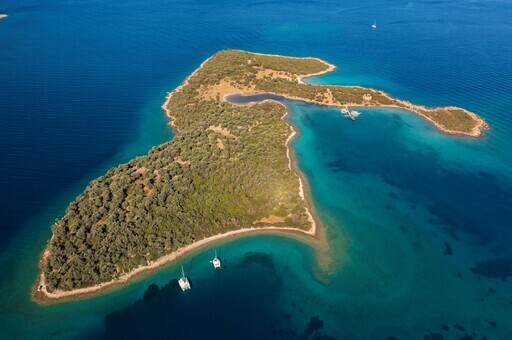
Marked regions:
[34,50,487,303]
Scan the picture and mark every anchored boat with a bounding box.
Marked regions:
[178,265,191,291]
[340,107,362,121]
[348,110,361,120]
[210,250,221,269]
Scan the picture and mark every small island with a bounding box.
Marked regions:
[34,50,487,302]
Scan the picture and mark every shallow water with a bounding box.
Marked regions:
[1,0,511,338]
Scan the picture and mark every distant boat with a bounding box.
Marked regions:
[210,249,221,269]
[372,20,377,29]
[340,106,349,114]
[178,265,191,291]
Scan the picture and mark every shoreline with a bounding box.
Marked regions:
[234,50,338,84]
[34,52,323,303]
[34,226,318,303]
[229,51,487,137]
[169,51,487,138]
[161,54,217,132]
[34,49,483,303]
[225,90,488,138]
[34,102,324,303]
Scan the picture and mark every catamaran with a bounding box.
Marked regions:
[340,107,362,120]
[210,250,221,269]
[348,110,361,120]
[372,20,377,29]
[178,265,191,291]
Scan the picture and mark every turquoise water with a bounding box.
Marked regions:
[1,0,511,338]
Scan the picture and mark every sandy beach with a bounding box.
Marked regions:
[34,50,485,303]
[35,117,321,302]
[34,53,324,303]
[34,224,318,303]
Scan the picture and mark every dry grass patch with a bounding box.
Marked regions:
[207,125,238,139]
[253,214,288,225]
[198,79,251,100]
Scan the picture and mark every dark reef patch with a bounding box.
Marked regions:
[99,252,336,340]
[454,324,466,332]
[470,256,512,281]
[443,227,461,242]
[304,316,324,336]
[100,252,284,339]
[443,241,453,255]
[320,117,512,253]
[303,316,332,339]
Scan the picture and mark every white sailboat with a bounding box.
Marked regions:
[348,110,361,120]
[372,20,377,29]
[340,106,361,120]
[210,250,221,269]
[178,265,191,291]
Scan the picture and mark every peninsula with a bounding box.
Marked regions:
[34,50,487,302]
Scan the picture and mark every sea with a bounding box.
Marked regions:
[0,0,511,338]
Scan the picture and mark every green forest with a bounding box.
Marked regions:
[41,51,318,292]
[41,50,483,293]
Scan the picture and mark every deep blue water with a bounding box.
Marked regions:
[1,0,511,338]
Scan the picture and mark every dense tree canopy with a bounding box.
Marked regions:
[41,50,483,292]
